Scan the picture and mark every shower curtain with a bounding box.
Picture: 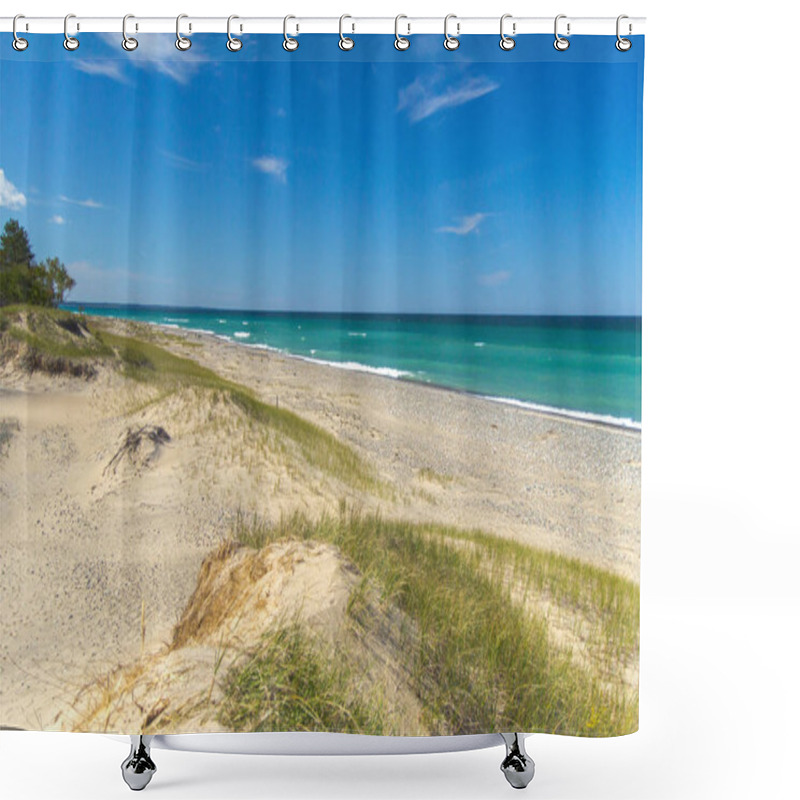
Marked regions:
[0,29,643,738]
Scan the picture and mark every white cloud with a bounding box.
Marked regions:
[59,195,104,209]
[74,60,128,83]
[477,270,512,287]
[50,215,66,225]
[158,150,204,172]
[437,213,490,235]
[0,169,26,210]
[398,72,499,123]
[98,33,203,85]
[253,156,289,183]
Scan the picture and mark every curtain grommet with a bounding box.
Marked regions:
[63,14,80,51]
[444,14,460,51]
[226,15,242,52]
[338,14,354,51]
[554,15,570,51]
[12,14,28,51]
[499,14,516,51]
[175,13,192,51]
[121,14,138,51]
[283,15,299,51]
[394,15,410,51]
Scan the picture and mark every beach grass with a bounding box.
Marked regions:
[98,330,375,490]
[221,506,639,737]
[219,621,391,734]
[0,304,113,373]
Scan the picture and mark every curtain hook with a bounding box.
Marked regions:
[63,13,79,51]
[227,15,242,51]
[554,14,570,51]
[444,14,460,51]
[12,14,28,51]
[339,14,354,51]
[122,14,138,51]
[283,15,298,51]
[176,13,191,51]
[616,15,632,51]
[394,14,410,51]
[499,14,515,51]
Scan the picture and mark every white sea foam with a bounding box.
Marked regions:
[294,354,411,379]
[482,395,641,431]
[348,331,367,337]
[474,341,485,347]
[248,343,285,354]
[234,331,251,339]
[187,328,215,335]
[242,321,249,326]
[218,319,227,324]
[164,317,189,323]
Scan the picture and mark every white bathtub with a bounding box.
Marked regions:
[107,731,504,756]
[109,731,535,790]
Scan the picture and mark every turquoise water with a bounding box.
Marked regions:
[66,305,641,428]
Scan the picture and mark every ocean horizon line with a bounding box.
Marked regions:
[63,302,641,322]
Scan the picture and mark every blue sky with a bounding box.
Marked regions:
[0,34,643,315]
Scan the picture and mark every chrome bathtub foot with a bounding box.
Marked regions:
[121,735,156,791]
[500,733,535,789]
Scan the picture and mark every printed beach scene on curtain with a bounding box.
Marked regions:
[0,34,643,736]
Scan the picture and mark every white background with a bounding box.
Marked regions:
[2,1,799,798]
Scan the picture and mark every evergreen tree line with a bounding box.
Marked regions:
[0,219,76,307]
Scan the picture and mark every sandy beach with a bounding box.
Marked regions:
[0,312,640,734]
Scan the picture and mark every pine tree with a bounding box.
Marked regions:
[0,219,35,269]
[0,219,75,307]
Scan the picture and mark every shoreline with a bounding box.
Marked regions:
[145,319,642,434]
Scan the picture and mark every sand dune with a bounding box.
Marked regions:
[0,310,639,733]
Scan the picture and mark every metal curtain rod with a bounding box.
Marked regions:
[0,16,645,36]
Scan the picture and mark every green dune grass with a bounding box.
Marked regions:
[221,507,639,737]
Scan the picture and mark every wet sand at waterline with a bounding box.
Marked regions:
[0,313,639,733]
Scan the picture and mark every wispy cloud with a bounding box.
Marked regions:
[49,215,66,225]
[436,213,490,235]
[74,60,128,84]
[59,195,104,209]
[253,156,289,183]
[97,33,203,85]
[398,71,499,123]
[0,169,26,210]
[159,149,204,172]
[477,270,511,287]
